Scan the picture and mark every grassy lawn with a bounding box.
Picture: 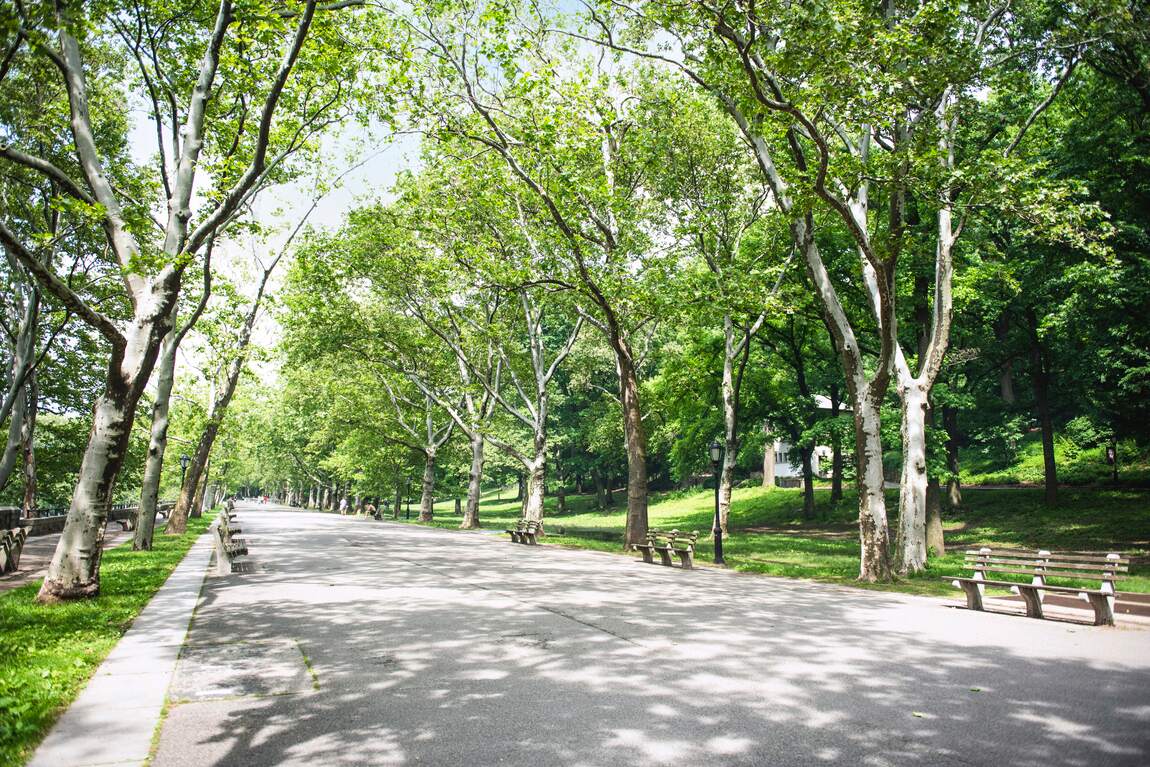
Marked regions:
[404,485,1150,598]
[0,512,213,767]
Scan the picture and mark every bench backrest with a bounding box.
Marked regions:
[644,529,700,547]
[963,548,1129,587]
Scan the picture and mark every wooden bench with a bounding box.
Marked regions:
[633,529,699,569]
[505,519,541,545]
[949,547,1129,626]
[213,514,248,574]
[0,527,30,574]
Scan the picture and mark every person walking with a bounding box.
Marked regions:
[338,496,349,515]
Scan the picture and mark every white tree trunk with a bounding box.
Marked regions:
[39,308,171,602]
[896,381,930,574]
[461,434,484,529]
[524,459,546,524]
[762,432,776,489]
[135,324,179,550]
[855,388,892,582]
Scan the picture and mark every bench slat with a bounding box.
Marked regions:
[963,550,1129,564]
[963,556,1128,572]
[967,565,1128,580]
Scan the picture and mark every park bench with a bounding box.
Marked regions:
[633,529,698,569]
[0,527,30,573]
[949,547,1129,626]
[505,519,541,544]
[213,514,248,574]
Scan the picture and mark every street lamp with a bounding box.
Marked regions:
[709,439,725,565]
[179,454,190,490]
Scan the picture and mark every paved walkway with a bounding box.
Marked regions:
[146,503,1149,767]
[28,534,213,767]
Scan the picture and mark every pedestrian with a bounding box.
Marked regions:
[365,501,377,519]
[339,496,349,515]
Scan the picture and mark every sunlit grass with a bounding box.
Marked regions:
[417,484,1150,597]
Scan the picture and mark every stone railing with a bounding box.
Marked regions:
[0,501,176,536]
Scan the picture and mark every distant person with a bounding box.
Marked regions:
[365,501,377,519]
[339,497,349,515]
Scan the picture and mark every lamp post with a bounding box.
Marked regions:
[179,454,190,491]
[709,439,725,565]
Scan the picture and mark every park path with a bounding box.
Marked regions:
[152,503,1150,767]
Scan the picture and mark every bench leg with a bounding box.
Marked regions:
[523,533,537,545]
[676,551,693,569]
[509,532,520,543]
[657,549,673,567]
[1014,586,1045,619]
[634,547,653,564]
[955,580,984,611]
[1086,592,1115,626]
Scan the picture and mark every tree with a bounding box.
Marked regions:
[1,0,377,600]
[403,13,683,545]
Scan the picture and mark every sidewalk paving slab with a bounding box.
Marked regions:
[27,534,213,767]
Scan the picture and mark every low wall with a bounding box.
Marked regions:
[0,502,175,536]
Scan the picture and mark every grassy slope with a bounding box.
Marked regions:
[961,432,1150,486]
[0,513,213,767]
[407,485,1150,597]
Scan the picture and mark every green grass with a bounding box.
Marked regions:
[0,513,213,767]
[410,484,1150,598]
[961,432,1150,486]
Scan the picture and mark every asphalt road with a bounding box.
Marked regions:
[152,503,1150,767]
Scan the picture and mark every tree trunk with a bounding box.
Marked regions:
[38,305,174,603]
[594,468,608,508]
[461,434,483,529]
[855,392,893,583]
[762,430,776,489]
[895,382,930,575]
[925,478,945,556]
[616,347,648,547]
[514,473,525,502]
[996,316,1015,404]
[1028,310,1058,506]
[166,414,221,533]
[0,374,29,494]
[718,329,739,533]
[20,372,38,514]
[557,481,567,514]
[393,484,402,519]
[191,458,209,517]
[524,460,545,524]
[799,444,816,520]
[135,325,179,550]
[943,405,961,508]
[419,451,436,522]
[830,387,843,503]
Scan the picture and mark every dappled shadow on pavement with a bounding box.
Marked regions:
[152,504,1150,767]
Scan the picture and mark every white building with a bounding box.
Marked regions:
[766,395,844,481]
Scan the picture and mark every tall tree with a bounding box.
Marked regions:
[1,0,375,600]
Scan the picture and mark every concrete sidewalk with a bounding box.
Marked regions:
[28,533,214,767]
[149,504,1150,767]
